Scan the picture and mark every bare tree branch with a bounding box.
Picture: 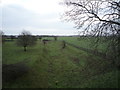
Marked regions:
[62,0,120,67]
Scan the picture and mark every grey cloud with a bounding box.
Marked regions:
[2,4,76,35]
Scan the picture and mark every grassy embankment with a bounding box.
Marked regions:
[2,37,119,88]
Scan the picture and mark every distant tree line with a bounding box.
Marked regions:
[1,30,61,51]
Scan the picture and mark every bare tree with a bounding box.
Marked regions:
[17,30,37,52]
[62,0,120,67]
[54,36,57,41]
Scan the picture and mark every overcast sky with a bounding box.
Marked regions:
[0,0,78,35]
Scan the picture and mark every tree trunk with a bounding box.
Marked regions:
[24,46,27,52]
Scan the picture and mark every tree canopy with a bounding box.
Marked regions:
[63,0,120,36]
[17,30,37,51]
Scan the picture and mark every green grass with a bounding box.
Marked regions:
[2,39,119,88]
[58,36,109,53]
[80,70,119,88]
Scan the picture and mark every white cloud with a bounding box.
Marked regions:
[3,26,77,35]
[2,0,77,35]
[2,0,65,14]
[25,27,78,35]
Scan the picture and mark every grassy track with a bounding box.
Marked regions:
[2,39,119,88]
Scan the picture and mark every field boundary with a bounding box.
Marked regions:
[60,41,106,58]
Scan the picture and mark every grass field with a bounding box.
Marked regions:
[2,37,119,88]
[58,36,109,53]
